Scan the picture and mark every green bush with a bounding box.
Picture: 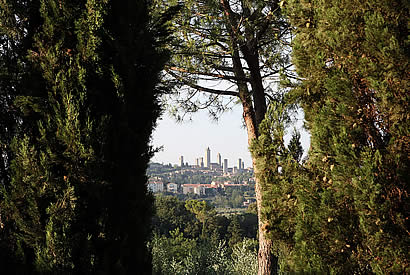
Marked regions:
[150,233,257,275]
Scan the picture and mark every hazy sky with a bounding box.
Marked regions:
[151,105,252,167]
[151,105,310,168]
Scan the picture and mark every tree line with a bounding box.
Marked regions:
[0,0,408,274]
[151,195,258,274]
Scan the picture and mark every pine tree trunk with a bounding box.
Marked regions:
[241,97,277,275]
[254,167,277,275]
[224,4,275,268]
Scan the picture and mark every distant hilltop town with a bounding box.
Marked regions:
[179,147,247,174]
[147,147,255,204]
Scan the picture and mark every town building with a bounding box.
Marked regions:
[209,163,220,170]
[205,147,211,168]
[148,181,164,193]
[243,198,256,207]
[182,184,206,195]
[223,159,228,173]
[167,182,178,193]
[217,153,221,167]
[233,166,238,174]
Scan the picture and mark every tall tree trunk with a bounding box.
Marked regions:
[221,1,276,272]
[236,65,276,274]
[242,104,277,274]
[241,45,267,126]
[230,37,276,275]
[240,46,276,275]
[254,163,277,275]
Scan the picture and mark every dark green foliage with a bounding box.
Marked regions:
[228,215,243,247]
[287,0,409,272]
[150,195,259,274]
[252,0,409,273]
[152,195,257,244]
[237,213,258,240]
[0,0,171,273]
[0,2,23,269]
[250,101,303,271]
[152,195,197,238]
[185,199,220,240]
[0,1,54,271]
[288,130,303,163]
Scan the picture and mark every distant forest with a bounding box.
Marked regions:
[0,0,408,274]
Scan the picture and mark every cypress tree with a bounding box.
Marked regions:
[265,0,410,273]
[228,215,244,248]
[0,1,47,271]
[252,0,408,273]
[0,0,170,273]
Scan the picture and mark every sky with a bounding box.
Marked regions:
[151,105,310,168]
[151,105,252,168]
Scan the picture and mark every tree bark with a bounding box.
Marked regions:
[239,38,276,275]
[240,94,277,274]
[234,53,276,274]
[220,1,278,273]
[254,164,277,275]
[241,102,277,274]
[240,44,267,126]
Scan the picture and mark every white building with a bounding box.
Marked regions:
[148,181,164,193]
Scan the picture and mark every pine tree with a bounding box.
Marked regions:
[152,0,293,272]
[288,130,303,163]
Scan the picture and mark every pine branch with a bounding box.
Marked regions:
[166,66,249,82]
[166,70,239,97]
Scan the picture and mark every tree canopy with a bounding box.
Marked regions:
[154,0,292,120]
[0,0,171,273]
[251,0,409,273]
